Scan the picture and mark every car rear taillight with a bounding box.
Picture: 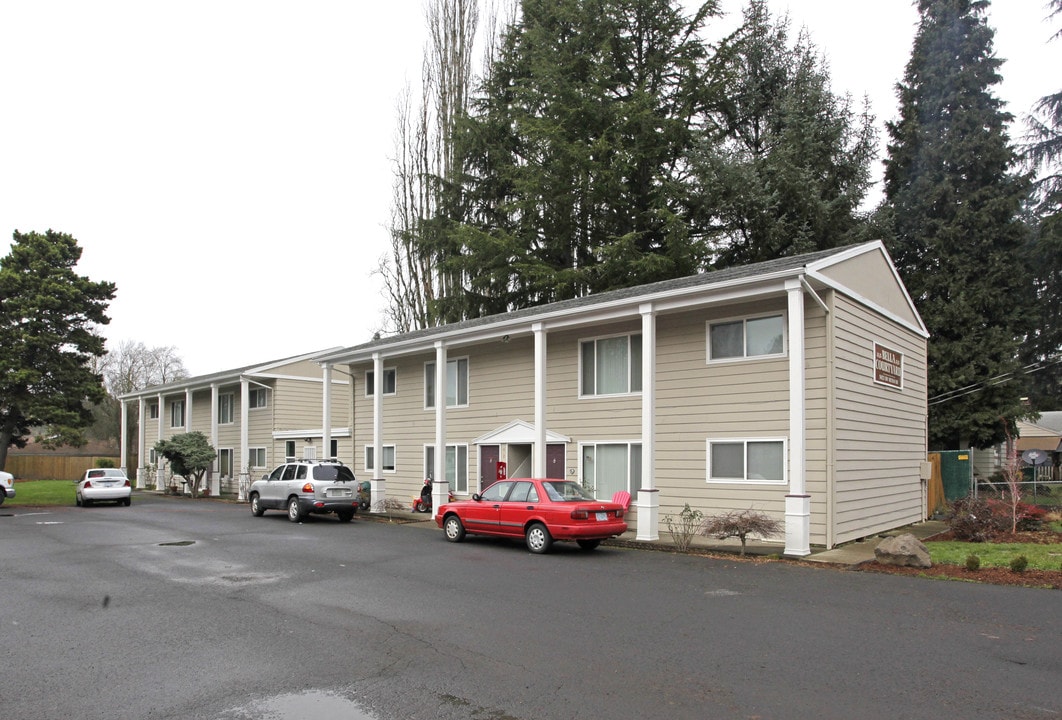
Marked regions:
[302,483,315,493]
[123,480,131,487]
[615,509,624,519]
[570,509,589,520]
[83,480,93,488]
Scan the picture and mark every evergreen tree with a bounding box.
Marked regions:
[0,230,116,469]
[1020,0,1062,408]
[442,0,718,318]
[882,0,1031,448]
[700,0,877,267]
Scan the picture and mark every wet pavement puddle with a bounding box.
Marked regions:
[221,690,376,720]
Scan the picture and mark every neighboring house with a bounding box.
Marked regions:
[311,241,929,554]
[1015,412,1062,481]
[118,350,352,496]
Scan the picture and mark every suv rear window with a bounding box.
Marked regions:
[312,465,356,483]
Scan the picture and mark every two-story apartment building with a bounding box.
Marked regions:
[119,350,352,497]
[311,241,929,554]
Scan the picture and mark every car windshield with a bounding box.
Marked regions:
[312,465,356,483]
[543,481,595,502]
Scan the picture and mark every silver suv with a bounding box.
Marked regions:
[248,460,358,523]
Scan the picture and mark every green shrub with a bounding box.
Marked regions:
[1009,555,1028,573]
[965,554,981,571]
[95,458,116,468]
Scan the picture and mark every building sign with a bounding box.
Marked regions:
[873,343,904,390]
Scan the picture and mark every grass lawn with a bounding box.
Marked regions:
[928,540,1062,572]
[7,479,77,506]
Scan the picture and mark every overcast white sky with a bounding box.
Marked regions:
[2,0,1058,376]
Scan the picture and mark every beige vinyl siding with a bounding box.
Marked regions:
[817,250,921,330]
[831,294,926,544]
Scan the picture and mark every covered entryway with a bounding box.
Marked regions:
[475,420,571,489]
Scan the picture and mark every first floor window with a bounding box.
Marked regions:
[218,393,234,424]
[365,445,396,473]
[581,442,641,500]
[248,448,266,469]
[330,439,338,459]
[249,388,268,409]
[285,440,296,460]
[707,439,786,483]
[425,444,468,494]
[708,314,785,361]
[170,400,185,428]
[580,334,642,396]
[218,448,233,477]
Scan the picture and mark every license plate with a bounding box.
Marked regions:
[596,512,607,521]
[327,488,352,498]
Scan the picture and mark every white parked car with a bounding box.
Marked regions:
[77,468,132,507]
[0,470,14,505]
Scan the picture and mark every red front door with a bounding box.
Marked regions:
[480,445,500,493]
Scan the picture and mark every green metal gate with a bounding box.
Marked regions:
[937,450,973,501]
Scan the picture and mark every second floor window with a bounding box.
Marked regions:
[249,388,268,409]
[170,400,184,428]
[218,393,234,424]
[365,368,397,396]
[425,358,468,408]
[580,334,642,396]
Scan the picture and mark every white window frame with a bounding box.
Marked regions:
[170,400,184,428]
[706,312,787,363]
[285,440,296,461]
[579,333,642,398]
[365,368,397,397]
[425,443,469,495]
[579,441,642,499]
[706,438,787,485]
[248,388,268,410]
[248,447,267,470]
[364,444,397,474]
[424,357,469,409]
[148,402,159,420]
[218,393,234,425]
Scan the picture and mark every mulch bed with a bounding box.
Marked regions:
[854,529,1062,590]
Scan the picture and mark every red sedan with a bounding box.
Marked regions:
[435,478,628,554]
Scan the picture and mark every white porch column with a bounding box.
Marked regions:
[784,279,811,556]
[183,388,194,494]
[156,393,164,490]
[371,353,386,511]
[209,383,220,496]
[137,397,146,489]
[533,323,547,478]
[239,377,250,501]
[432,342,449,517]
[637,304,660,540]
[322,363,333,460]
[119,399,129,477]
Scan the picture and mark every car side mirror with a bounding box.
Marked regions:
[472,493,482,501]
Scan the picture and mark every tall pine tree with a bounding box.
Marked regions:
[441,0,718,318]
[882,0,1031,448]
[700,0,877,267]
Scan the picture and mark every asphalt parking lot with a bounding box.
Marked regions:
[2,493,1059,720]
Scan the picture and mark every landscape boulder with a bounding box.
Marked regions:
[874,533,932,568]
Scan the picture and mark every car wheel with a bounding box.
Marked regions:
[287,496,305,523]
[82,498,92,508]
[443,515,465,543]
[337,510,354,523]
[75,494,81,507]
[526,523,553,554]
[250,493,265,517]
[123,497,132,507]
[577,539,601,551]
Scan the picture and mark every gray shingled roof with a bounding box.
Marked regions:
[328,244,855,357]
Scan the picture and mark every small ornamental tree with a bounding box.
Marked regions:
[154,432,216,499]
[701,508,783,556]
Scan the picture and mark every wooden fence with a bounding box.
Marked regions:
[5,454,126,481]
